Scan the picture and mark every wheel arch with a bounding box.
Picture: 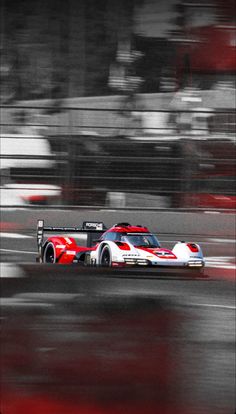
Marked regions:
[98,241,119,265]
[42,240,56,263]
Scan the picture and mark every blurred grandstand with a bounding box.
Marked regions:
[0,0,235,209]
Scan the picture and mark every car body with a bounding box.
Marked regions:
[37,221,205,271]
[1,133,61,206]
[1,184,61,206]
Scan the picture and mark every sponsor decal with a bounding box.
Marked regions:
[64,237,72,244]
[139,247,177,259]
[83,221,104,230]
[122,253,139,257]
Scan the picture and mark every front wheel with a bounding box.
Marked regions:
[43,242,56,263]
[100,245,111,267]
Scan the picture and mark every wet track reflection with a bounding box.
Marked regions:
[1,267,235,414]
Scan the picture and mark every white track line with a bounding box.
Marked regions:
[205,256,236,270]
[187,303,236,310]
[0,232,33,239]
[0,248,36,254]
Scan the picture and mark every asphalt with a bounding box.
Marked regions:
[0,230,235,414]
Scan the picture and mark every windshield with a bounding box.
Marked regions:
[121,233,161,248]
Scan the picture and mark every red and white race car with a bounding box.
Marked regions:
[37,221,205,271]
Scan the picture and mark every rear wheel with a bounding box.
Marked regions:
[100,246,111,267]
[43,242,56,263]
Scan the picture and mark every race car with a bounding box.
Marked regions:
[36,220,205,270]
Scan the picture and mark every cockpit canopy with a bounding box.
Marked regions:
[100,231,161,248]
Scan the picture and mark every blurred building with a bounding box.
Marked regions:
[1,0,136,102]
[133,0,235,92]
[172,0,236,89]
[1,0,235,102]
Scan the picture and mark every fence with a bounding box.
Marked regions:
[1,104,235,209]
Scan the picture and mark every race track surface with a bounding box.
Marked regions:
[0,229,235,414]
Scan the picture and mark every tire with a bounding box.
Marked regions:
[100,245,111,267]
[43,242,56,263]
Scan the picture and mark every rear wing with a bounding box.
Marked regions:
[37,220,106,256]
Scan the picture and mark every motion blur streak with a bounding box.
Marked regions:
[0,395,217,414]
[1,271,235,414]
